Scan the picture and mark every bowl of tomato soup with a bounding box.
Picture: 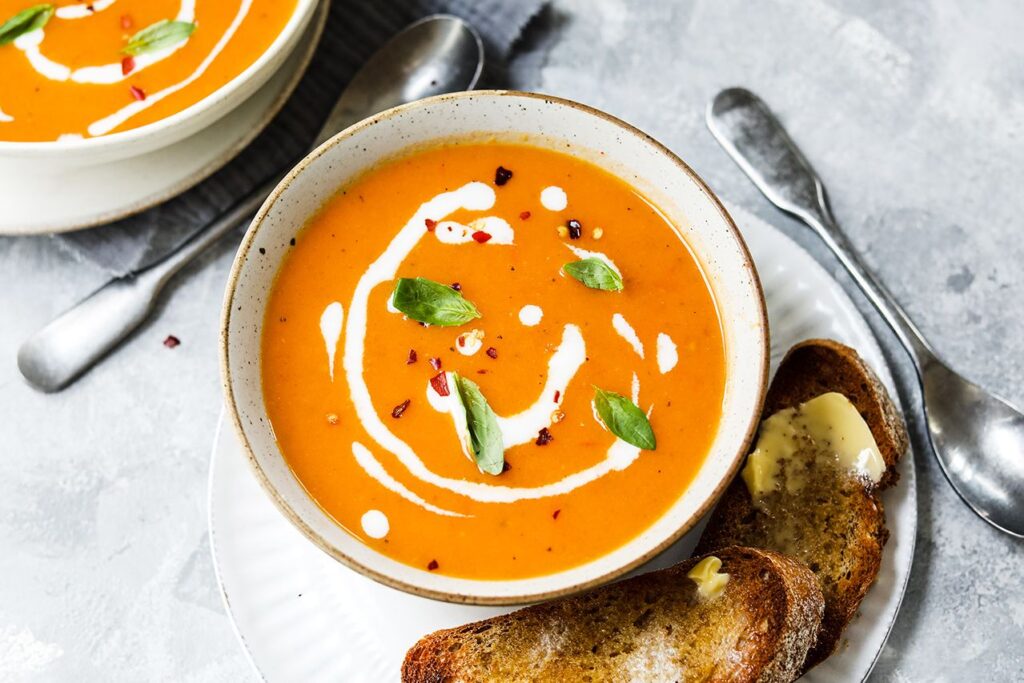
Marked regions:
[0,0,317,163]
[222,91,768,604]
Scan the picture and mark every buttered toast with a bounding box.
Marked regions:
[402,547,824,683]
[696,339,908,669]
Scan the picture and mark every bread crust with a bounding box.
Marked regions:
[696,339,908,669]
[402,547,823,683]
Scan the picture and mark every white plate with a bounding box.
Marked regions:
[208,202,917,682]
[0,1,328,236]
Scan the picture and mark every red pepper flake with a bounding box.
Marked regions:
[567,219,582,239]
[429,357,442,371]
[471,231,492,243]
[553,390,561,403]
[429,371,450,397]
[485,347,498,359]
[86,3,95,11]
[494,166,513,186]
[502,461,512,473]
[406,349,417,365]
[129,85,146,101]
[427,559,439,571]
[450,282,461,291]
[519,210,531,220]
[536,427,554,446]
[476,369,488,374]
[163,335,180,348]
[121,56,135,76]
[391,399,411,419]
[424,218,437,232]
[120,14,134,29]
[552,509,561,520]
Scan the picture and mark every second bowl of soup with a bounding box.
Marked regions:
[0,0,317,163]
[222,91,768,603]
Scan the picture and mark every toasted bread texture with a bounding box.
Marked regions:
[696,339,908,669]
[402,547,824,683]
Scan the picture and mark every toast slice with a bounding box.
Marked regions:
[402,547,824,683]
[696,339,908,669]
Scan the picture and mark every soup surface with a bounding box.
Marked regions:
[0,0,296,141]
[261,143,726,580]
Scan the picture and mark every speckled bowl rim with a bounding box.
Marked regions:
[220,90,769,605]
[0,0,318,156]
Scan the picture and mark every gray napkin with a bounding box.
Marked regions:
[55,0,546,276]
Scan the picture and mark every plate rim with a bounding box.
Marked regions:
[208,202,918,682]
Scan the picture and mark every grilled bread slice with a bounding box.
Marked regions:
[402,547,824,683]
[696,339,908,669]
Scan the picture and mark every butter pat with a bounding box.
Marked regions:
[687,556,730,599]
[742,392,885,501]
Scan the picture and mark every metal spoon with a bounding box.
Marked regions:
[707,87,1024,538]
[18,15,484,393]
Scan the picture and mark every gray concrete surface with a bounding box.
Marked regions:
[2,0,1022,680]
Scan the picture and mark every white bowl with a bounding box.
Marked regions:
[0,0,318,167]
[221,91,769,605]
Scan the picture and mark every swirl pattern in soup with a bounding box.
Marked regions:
[262,143,726,580]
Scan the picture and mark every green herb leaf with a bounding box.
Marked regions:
[453,373,505,475]
[593,387,656,450]
[122,19,196,56]
[563,258,623,291]
[0,4,54,47]
[391,277,481,327]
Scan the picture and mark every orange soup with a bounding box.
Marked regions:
[262,143,727,580]
[0,0,296,141]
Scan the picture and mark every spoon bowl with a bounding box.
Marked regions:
[923,358,1024,536]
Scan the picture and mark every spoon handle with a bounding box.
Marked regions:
[706,88,937,373]
[17,180,276,392]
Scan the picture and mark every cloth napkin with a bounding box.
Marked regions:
[55,0,546,276]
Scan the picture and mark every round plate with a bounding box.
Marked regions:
[0,1,329,236]
[208,202,917,682]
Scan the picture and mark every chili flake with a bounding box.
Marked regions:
[121,56,135,75]
[427,559,439,571]
[502,461,512,473]
[391,399,411,418]
[120,14,134,30]
[553,509,561,520]
[424,218,437,232]
[429,371,450,397]
[485,347,498,359]
[471,231,492,243]
[536,427,554,446]
[406,349,417,364]
[129,85,146,101]
[450,282,461,291]
[567,219,582,239]
[519,210,531,220]
[553,390,561,403]
[163,335,180,348]
[429,357,442,371]
[494,166,513,186]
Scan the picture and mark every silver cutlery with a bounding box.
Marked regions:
[708,87,1024,538]
[18,15,484,393]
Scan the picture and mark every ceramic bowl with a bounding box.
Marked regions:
[0,0,318,167]
[221,91,769,605]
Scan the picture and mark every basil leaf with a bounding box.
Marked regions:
[594,387,656,450]
[391,277,481,327]
[122,19,196,56]
[453,373,505,475]
[0,4,53,47]
[563,258,623,291]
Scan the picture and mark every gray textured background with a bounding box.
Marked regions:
[2,0,1022,680]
